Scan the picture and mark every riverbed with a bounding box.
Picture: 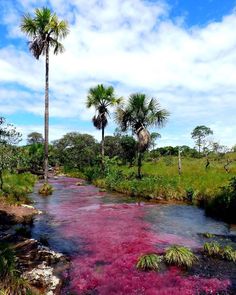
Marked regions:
[31,177,236,294]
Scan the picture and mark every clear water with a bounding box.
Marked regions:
[31,177,231,295]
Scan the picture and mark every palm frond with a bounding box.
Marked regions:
[20,7,69,59]
[20,14,37,37]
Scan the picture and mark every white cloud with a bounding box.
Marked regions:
[0,0,236,146]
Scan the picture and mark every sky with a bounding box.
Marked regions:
[0,0,236,147]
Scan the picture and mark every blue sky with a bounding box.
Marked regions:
[0,0,236,147]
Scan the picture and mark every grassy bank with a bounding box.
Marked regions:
[89,155,236,222]
[0,173,37,205]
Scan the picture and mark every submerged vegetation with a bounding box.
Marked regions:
[38,182,53,196]
[164,245,197,268]
[136,253,162,271]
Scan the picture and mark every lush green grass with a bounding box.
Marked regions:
[94,155,236,202]
[0,173,37,205]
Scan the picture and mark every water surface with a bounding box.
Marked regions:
[31,177,232,294]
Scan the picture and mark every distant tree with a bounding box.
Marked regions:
[191,125,213,155]
[86,84,122,164]
[150,132,161,150]
[104,136,123,158]
[0,119,21,190]
[21,7,69,184]
[53,132,99,170]
[27,132,44,145]
[116,93,169,178]
[232,145,236,153]
[120,135,137,166]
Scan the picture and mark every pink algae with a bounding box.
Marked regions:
[41,178,230,294]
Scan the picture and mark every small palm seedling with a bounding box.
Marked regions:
[38,183,53,196]
[203,242,221,257]
[220,246,236,262]
[164,245,197,268]
[136,253,162,271]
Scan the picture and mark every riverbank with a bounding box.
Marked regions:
[0,188,70,294]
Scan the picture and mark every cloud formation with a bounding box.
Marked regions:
[0,0,236,146]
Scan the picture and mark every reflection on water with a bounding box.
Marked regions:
[31,177,231,294]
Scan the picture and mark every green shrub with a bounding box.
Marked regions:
[220,245,236,262]
[164,245,197,268]
[136,253,162,271]
[202,232,215,238]
[205,177,236,223]
[0,244,32,294]
[203,242,221,257]
[83,166,101,182]
[0,173,37,205]
[38,183,53,196]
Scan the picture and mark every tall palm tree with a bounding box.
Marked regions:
[20,7,69,183]
[116,93,169,178]
[86,84,122,163]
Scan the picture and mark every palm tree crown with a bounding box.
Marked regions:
[87,84,122,130]
[116,93,169,178]
[20,7,69,59]
[116,93,169,136]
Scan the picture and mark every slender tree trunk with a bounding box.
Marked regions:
[44,45,49,183]
[178,148,182,175]
[0,170,3,190]
[137,152,142,179]
[101,125,105,169]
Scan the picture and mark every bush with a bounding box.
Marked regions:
[0,173,37,205]
[205,177,236,223]
[220,246,236,262]
[38,183,53,196]
[0,244,31,294]
[164,245,197,268]
[203,242,221,257]
[136,253,162,271]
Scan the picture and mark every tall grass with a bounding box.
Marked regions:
[0,173,37,204]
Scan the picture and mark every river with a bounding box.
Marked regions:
[31,177,235,294]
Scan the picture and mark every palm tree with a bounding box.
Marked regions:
[116,93,169,178]
[20,7,69,183]
[86,84,122,163]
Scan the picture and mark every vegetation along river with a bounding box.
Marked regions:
[31,177,236,294]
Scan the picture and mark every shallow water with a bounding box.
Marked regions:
[31,177,232,294]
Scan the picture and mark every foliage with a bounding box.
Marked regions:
[27,132,44,144]
[205,177,236,223]
[191,125,213,154]
[164,245,197,268]
[220,246,236,262]
[0,173,37,204]
[203,242,221,257]
[136,253,162,271]
[53,132,99,170]
[202,232,215,238]
[0,244,31,294]
[38,183,53,196]
[20,7,69,59]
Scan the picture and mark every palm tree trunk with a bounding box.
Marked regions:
[44,45,49,183]
[137,152,142,179]
[101,125,105,167]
